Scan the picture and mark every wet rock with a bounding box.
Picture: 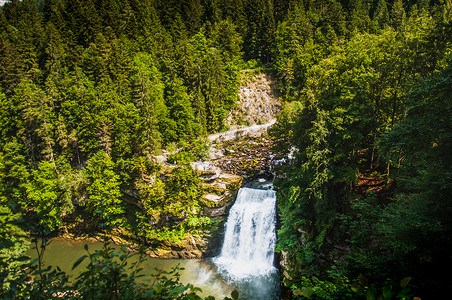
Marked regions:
[203,194,223,203]
[151,249,174,259]
[209,134,274,182]
[174,239,192,251]
[192,250,203,258]
[211,182,227,190]
[203,206,228,218]
[179,251,197,259]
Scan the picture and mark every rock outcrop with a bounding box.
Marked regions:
[226,72,281,127]
[147,164,242,259]
[209,134,275,181]
[208,120,275,143]
[208,71,280,181]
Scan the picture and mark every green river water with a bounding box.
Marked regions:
[26,238,234,299]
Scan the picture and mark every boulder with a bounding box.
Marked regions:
[203,206,227,218]
[203,194,223,203]
[150,248,175,259]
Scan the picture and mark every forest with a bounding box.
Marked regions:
[0,0,451,299]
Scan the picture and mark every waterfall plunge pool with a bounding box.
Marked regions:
[27,180,280,299]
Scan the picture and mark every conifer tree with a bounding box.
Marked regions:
[82,151,123,228]
[131,52,167,155]
[372,0,390,30]
[25,159,74,232]
[165,77,199,142]
[390,0,406,29]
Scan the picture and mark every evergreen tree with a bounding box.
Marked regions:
[165,77,199,142]
[390,0,406,29]
[14,79,56,164]
[0,141,29,212]
[348,0,371,33]
[25,159,74,232]
[65,0,102,46]
[243,0,275,62]
[82,151,124,228]
[184,0,204,34]
[131,52,167,154]
[372,0,390,30]
[377,64,452,298]
[42,0,67,35]
[0,205,30,298]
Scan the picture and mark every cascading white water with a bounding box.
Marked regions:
[214,186,278,279]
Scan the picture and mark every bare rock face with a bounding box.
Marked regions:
[226,72,281,127]
[207,71,279,181]
[200,174,242,216]
[208,121,276,143]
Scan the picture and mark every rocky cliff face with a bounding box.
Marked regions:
[226,72,281,127]
[147,166,242,259]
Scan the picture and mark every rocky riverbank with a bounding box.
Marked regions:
[148,167,243,259]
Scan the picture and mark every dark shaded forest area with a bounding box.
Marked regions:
[0,0,451,298]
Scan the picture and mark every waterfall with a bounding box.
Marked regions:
[214,186,278,279]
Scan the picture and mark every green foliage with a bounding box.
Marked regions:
[269,101,304,156]
[180,30,241,133]
[82,151,124,229]
[19,237,72,299]
[375,65,452,296]
[168,151,196,165]
[184,215,215,232]
[0,206,30,298]
[135,164,209,243]
[144,266,203,299]
[291,275,356,300]
[164,77,200,143]
[25,158,75,232]
[0,0,248,245]
[0,140,30,210]
[131,52,166,155]
[290,275,415,300]
[1,0,451,298]
[272,2,452,298]
[167,138,210,165]
[73,243,144,299]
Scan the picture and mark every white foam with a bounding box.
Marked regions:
[214,188,277,280]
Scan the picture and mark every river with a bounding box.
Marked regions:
[27,238,234,298]
[27,181,280,299]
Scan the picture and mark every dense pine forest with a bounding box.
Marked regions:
[0,0,451,299]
